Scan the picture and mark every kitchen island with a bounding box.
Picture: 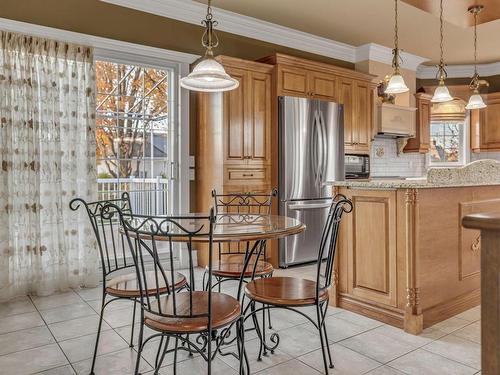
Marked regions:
[330,160,500,334]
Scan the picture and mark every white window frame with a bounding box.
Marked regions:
[0,18,199,214]
[428,114,470,168]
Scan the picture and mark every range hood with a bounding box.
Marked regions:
[375,103,417,137]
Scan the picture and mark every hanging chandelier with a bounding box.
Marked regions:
[431,0,453,103]
[465,5,487,110]
[385,0,409,94]
[180,0,239,92]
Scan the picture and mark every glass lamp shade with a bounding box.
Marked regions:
[180,57,239,92]
[431,83,453,103]
[384,74,409,94]
[465,93,486,110]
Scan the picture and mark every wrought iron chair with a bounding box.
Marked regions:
[107,205,247,375]
[204,189,277,291]
[69,193,188,375]
[243,195,352,374]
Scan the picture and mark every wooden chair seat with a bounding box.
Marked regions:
[210,260,274,278]
[144,291,241,333]
[106,270,187,298]
[245,276,328,306]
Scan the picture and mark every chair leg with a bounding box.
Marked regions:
[320,303,334,369]
[316,303,330,375]
[134,310,145,375]
[207,329,212,375]
[173,337,179,375]
[237,318,246,375]
[250,301,264,361]
[130,299,137,347]
[90,293,107,375]
[267,305,272,329]
[202,269,207,291]
[262,303,267,356]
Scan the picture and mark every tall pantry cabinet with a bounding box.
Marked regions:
[196,56,273,266]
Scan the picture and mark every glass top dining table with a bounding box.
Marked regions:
[123,214,306,243]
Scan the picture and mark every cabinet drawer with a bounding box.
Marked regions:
[225,166,270,184]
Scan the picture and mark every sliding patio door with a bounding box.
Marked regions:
[95,59,179,216]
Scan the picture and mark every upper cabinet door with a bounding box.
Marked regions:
[481,95,500,150]
[339,79,354,150]
[353,80,372,152]
[223,67,246,164]
[278,65,308,97]
[308,71,337,101]
[246,71,272,165]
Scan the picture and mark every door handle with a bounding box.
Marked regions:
[242,173,254,177]
[288,202,331,210]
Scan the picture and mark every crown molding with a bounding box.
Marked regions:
[356,43,429,71]
[102,0,356,62]
[102,0,429,71]
[417,62,500,79]
[0,17,199,65]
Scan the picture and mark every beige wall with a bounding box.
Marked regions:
[356,60,416,107]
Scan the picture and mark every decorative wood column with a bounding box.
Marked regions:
[404,188,423,334]
[462,213,500,375]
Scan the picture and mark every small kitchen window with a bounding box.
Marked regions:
[429,121,467,167]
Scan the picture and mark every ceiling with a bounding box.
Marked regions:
[402,0,500,27]
[196,0,500,66]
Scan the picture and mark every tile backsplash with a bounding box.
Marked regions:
[470,151,500,162]
[370,137,500,178]
[370,137,427,178]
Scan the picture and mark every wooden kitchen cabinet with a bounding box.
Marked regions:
[223,66,272,166]
[404,93,432,153]
[340,79,373,153]
[259,53,376,154]
[471,92,500,152]
[342,189,397,307]
[196,56,273,266]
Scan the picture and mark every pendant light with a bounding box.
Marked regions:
[180,0,239,92]
[431,0,453,103]
[385,0,409,94]
[465,5,487,110]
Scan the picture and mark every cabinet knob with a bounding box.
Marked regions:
[242,174,254,177]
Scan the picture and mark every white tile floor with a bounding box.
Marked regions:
[0,264,482,375]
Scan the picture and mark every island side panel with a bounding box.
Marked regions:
[416,186,500,327]
[335,187,404,328]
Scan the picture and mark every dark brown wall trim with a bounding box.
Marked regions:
[0,0,353,68]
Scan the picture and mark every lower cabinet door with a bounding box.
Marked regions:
[345,190,397,307]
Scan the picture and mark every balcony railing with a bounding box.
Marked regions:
[97,177,170,216]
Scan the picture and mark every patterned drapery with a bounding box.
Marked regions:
[0,31,99,299]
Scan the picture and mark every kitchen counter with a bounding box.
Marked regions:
[330,160,500,335]
[330,178,500,189]
[330,159,500,189]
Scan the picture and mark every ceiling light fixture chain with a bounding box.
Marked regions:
[469,5,482,91]
[201,0,219,57]
[465,4,487,109]
[391,0,402,73]
[431,0,453,103]
[436,0,447,83]
[385,0,409,94]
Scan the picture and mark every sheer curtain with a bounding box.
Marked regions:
[0,31,99,299]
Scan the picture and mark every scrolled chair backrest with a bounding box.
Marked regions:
[212,188,277,216]
[104,203,217,320]
[69,193,133,278]
[316,194,353,295]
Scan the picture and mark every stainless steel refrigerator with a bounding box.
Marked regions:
[279,96,345,267]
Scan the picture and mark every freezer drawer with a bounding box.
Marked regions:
[280,199,331,267]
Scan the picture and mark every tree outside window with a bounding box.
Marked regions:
[429,121,466,166]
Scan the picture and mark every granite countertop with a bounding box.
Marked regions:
[329,179,500,189]
[329,160,500,189]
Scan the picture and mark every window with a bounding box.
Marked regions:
[95,60,176,215]
[429,121,467,166]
